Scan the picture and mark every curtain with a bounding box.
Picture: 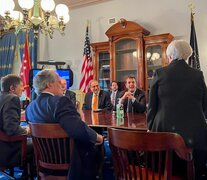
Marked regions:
[0,31,38,79]
[0,33,16,78]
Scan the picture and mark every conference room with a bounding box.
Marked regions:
[0,0,207,179]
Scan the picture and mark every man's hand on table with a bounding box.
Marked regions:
[96,134,104,145]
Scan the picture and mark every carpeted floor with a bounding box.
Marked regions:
[0,167,23,179]
[103,140,115,180]
[0,140,115,180]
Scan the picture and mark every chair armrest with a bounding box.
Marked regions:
[0,131,27,142]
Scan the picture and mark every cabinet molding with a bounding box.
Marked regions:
[91,20,174,95]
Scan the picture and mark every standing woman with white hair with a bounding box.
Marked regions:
[147,40,207,179]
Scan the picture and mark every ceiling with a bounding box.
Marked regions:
[55,0,111,9]
[2,0,111,12]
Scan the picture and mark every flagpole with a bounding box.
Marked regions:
[188,3,200,70]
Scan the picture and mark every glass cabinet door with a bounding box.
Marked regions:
[115,39,138,87]
[146,45,162,92]
[98,51,110,91]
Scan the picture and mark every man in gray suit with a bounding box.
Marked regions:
[0,74,30,167]
[110,81,121,111]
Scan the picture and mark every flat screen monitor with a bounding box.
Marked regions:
[29,69,73,89]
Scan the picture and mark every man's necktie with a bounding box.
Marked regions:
[92,94,98,110]
[91,111,99,125]
[127,98,133,113]
[111,91,116,106]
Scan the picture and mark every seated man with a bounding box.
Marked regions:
[110,81,121,111]
[60,78,76,106]
[82,80,113,111]
[0,74,31,168]
[25,69,103,180]
[120,75,146,113]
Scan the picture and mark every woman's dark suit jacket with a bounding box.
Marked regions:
[0,92,27,167]
[147,59,207,150]
[26,93,98,180]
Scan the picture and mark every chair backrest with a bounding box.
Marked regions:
[72,90,85,110]
[0,131,27,179]
[29,123,73,178]
[0,130,27,167]
[108,128,194,180]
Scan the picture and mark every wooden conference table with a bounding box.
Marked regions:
[79,110,147,130]
[21,110,147,131]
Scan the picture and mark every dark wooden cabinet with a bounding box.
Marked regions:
[105,20,149,90]
[91,19,174,94]
[91,42,110,91]
[144,33,174,96]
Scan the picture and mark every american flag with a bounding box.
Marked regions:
[188,12,200,70]
[19,34,31,99]
[79,26,94,93]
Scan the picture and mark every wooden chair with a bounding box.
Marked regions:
[0,130,28,179]
[108,128,194,180]
[29,123,73,180]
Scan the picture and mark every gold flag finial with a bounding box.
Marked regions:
[87,19,90,27]
[188,2,195,14]
[188,2,195,22]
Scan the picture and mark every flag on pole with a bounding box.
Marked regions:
[79,25,94,93]
[188,12,200,70]
[19,34,31,99]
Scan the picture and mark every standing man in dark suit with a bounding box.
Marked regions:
[82,80,113,111]
[110,81,121,111]
[147,40,207,179]
[26,69,103,180]
[120,76,146,113]
[60,78,76,106]
[0,74,30,167]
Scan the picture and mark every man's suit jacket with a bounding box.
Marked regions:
[65,90,76,106]
[0,92,27,167]
[120,89,146,113]
[26,93,97,180]
[147,59,207,150]
[110,90,121,111]
[82,90,113,110]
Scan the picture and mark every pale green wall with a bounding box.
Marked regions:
[38,0,207,89]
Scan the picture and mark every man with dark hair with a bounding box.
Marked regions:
[110,81,121,111]
[0,74,30,167]
[120,76,146,113]
[26,69,103,179]
[1,74,22,94]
